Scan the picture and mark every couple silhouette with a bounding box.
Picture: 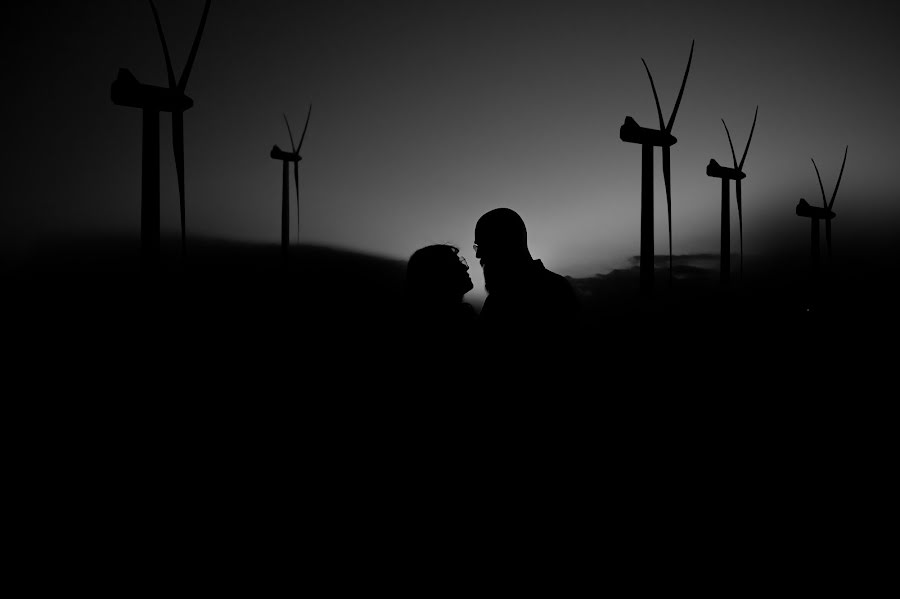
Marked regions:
[405,208,579,349]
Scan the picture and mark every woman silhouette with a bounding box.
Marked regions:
[405,244,475,344]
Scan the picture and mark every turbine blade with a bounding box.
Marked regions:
[739,105,758,170]
[294,162,301,243]
[298,104,312,150]
[736,179,743,278]
[148,0,176,88]
[722,119,738,169]
[829,145,848,210]
[666,40,694,133]
[173,111,186,255]
[812,158,827,208]
[641,59,665,131]
[284,113,296,154]
[178,0,212,92]
[663,146,673,283]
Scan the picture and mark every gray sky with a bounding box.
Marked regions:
[3,0,898,302]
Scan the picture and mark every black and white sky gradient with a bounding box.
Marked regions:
[3,0,899,303]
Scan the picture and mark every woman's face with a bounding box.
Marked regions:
[449,252,474,296]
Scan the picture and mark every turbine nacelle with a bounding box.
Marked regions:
[619,117,677,147]
[796,198,835,220]
[270,145,301,162]
[706,159,745,181]
[111,68,193,112]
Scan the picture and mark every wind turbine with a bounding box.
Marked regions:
[796,146,848,276]
[270,105,312,258]
[111,0,211,266]
[814,146,848,268]
[620,40,694,294]
[706,106,758,286]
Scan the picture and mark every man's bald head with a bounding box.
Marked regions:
[474,208,528,255]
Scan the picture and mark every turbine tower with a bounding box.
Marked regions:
[620,40,694,294]
[796,146,848,277]
[111,0,212,267]
[706,106,758,286]
[270,104,312,259]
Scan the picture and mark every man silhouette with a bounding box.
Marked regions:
[474,208,578,339]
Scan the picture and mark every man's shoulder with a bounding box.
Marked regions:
[534,260,574,290]
[532,260,579,318]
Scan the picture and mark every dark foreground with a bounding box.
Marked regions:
[4,238,894,589]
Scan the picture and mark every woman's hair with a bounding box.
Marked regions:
[406,244,462,300]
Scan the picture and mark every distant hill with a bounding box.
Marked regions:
[3,236,409,358]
